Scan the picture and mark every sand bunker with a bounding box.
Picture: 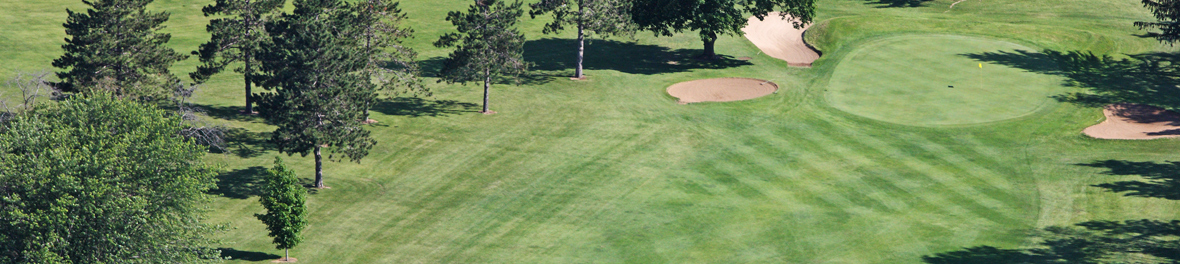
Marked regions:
[667,78,778,104]
[741,12,820,67]
[1083,104,1180,140]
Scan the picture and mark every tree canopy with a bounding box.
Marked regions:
[529,0,635,78]
[349,0,424,95]
[435,0,529,113]
[255,0,378,188]
[53,0,187,100]
[0,94,220,263]
[256,157,308,262]
[1136,0,1180,44]
[191,0,286,114]
[348,0,426,120]
[630,0,815,58]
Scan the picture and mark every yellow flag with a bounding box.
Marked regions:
[978,63,982,68]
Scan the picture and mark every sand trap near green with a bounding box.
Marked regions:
[827,35,1063,126]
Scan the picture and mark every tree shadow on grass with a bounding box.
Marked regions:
[523,38,753,76]
[923,219,1180,263]
[218,127,275,158]
[209,166,267,199]
[963,50,1180,111]
[370,97,479,117]
[864,0,933,8]
[297,177,322,195]
[418,56,554,86]
[1079,160,1180,200]
[190,103,263,123]
[219,248,280,261]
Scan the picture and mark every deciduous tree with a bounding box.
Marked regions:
[256,157,308,262]
[255,0,377,188]
[52,0,187,100]
[630,0,815,58]
[191,0,286,114]
[0,94,219,263]
[435,0,529,114]
[529,0,635,79]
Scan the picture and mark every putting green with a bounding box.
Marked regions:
[827,35,1064,126]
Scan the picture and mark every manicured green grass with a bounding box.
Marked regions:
[4,0,1180,263]
[827,35,1064,126]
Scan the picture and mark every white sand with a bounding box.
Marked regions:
[1083,104,1180,140]
[741,12,820,67]
[667,78,778,104]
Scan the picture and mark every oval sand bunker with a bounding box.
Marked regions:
[1084,104,1180,140]
[667,78,778,104]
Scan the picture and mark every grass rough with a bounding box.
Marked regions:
[3,0,1180,263]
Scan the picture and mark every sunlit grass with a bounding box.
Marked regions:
[3,0,1180,262]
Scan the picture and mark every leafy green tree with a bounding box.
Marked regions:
[630,0,815,58]
[348,0,426,120]
[255,157,308,262]
[255,0,378,188]
[0,94,220,263]
[191,0,286,114]
[435,0,529,114]
[1136,0,1180,44]
[529,0,635,79]
[52,0,187,100]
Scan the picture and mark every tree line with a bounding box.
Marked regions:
[12,0,1180,261]
[8,0,1180,261]
[0,0,847,262]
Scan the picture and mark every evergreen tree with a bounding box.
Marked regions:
[631,0,815,58]
[529,0,636,79]
[1137,0,1180,44]
[256,157,308,262]
[255,0,377,188]
[435,0,529,114]
[0,94,219,263]
[191,0,286,114]
[52,0,187,100]
[348,0,426,121]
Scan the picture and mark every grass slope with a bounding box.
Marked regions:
[3,0,1180,263]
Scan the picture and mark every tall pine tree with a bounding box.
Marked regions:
[190,0,286,114]
[52,0,187,100]
[435,0,529,114]
[255,0,377,188]
[529,0,635,79]
[348,0,425,121]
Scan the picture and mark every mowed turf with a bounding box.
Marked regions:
[4,0,1180,263]
[827,35,1064,126]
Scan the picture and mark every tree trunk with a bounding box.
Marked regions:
[244,56,254,114]
[575,27,585,78]
[363,22,373,120]
[314,146,324,188]
[244,12,255,114]
[285,248,289,261]
[363,100,371,121]
[575,1,585,79]
[482,69,490,113]
[702,31,718,58]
